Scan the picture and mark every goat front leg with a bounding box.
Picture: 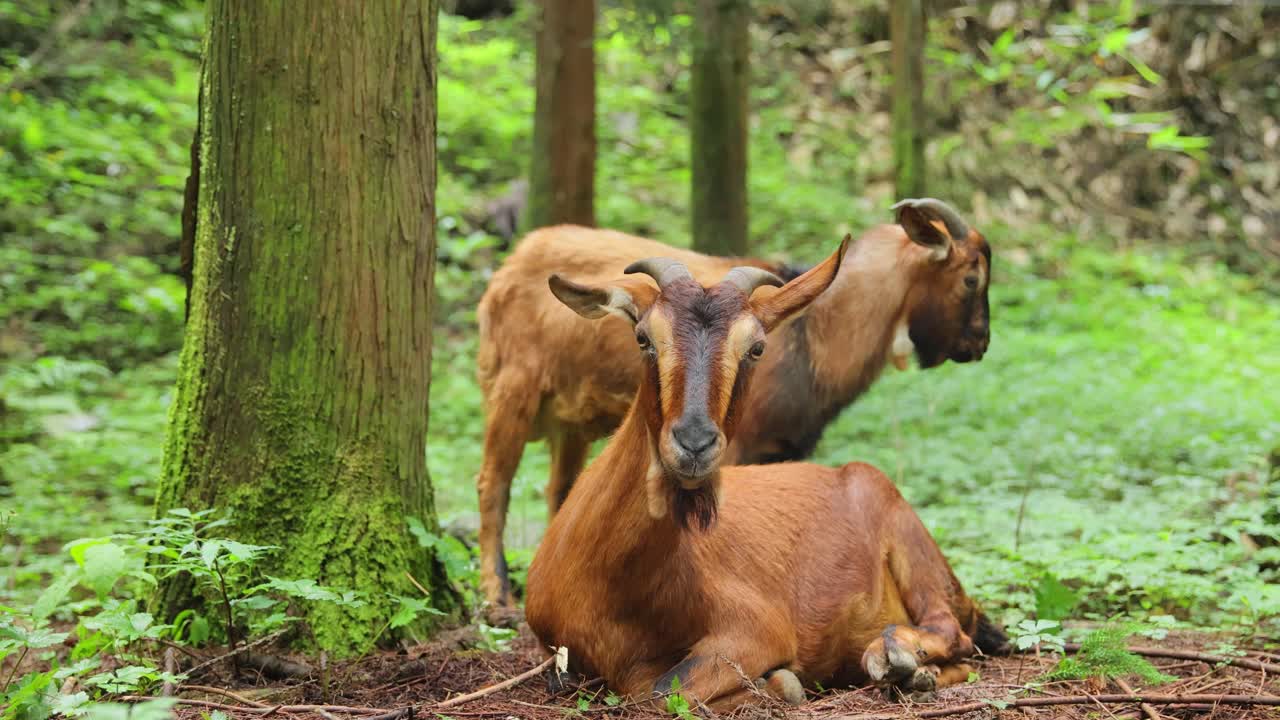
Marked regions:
[645,642,801,711]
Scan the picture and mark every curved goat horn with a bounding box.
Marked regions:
[624,257,695,289]
[722,266,784,296]
[891,198,970,241]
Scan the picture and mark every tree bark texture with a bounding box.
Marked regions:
[691,0,749,256]
[179,76,201,321]
[528,0,595,229]
[155,0,447,655]
[891,0,926,198]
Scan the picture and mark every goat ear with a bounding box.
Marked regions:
[894,200,953,262]
[751,234,849,332]
[548,274,657,326]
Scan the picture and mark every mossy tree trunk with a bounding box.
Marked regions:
[527,0,595,229]
[691,0,749,256]
[891,0,926,198]
[155,0,448,655]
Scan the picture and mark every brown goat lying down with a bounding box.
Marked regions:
[476,199,993,610]
[525,243,1006,711]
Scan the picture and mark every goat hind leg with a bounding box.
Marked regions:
[476,378,538,617]
[545,428,589,517]
[863,504,979,700]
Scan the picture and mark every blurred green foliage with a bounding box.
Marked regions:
[1,0,199,367]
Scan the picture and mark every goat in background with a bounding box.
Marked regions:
[476,199,992,611]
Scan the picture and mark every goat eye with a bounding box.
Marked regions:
[964,275,978,289]
[748,341,766,360]
[636,332,651,349]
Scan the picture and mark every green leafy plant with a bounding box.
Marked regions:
[0,507,402,720]
[474,623,517,654]
[665,676,697,720]
[1012,619,1065,654]
[1046,623,1176,684]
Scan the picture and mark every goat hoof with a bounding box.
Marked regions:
[546,669,575,697]
[906,689,937,703]
[909,666,937,693]
[862,636,919,684]
[880,684,936,704]
[762,669,805,706]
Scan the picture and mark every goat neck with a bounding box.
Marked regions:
[801,229,928,400]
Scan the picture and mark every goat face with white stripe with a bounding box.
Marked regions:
[548,239,848,528]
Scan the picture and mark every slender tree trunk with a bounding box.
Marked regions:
[154,0,448,655]
[891,0,926,198]
[528,0,595,229]
[691,0,749,257]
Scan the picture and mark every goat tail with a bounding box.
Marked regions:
[972,612,1010,656]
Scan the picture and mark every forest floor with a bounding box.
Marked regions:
[158,625,1280,720]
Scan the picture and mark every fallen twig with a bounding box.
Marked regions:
[1084,690,1124,720]
[832,693,1280,720]
[485,687,675,715]
[1115,677,1160,720]
[161,649,178,698]
[180,684,271,708]
[156,638,204,663]
[361,708,414,720]
[434,656,554,709]
[1063,642,1280,674]
[120,696,389,716]
[405,572,431,598]
[185,629,289,678]
[245,651,315,681]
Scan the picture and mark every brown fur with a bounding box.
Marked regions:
[524,246,1001,711]
[477,209,991,608]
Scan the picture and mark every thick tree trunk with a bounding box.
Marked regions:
[691,0,749,257]
[891,0,926,198]
[155,0,447,655]
[528,0,595,229]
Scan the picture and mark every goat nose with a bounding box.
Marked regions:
[672,416,718,455]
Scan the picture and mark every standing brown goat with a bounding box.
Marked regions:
[477,199,992,610]
[525,243,1006,711]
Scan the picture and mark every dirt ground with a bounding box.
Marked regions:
[165,625,1280,720]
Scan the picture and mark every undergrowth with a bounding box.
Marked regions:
[0,509,443,719]
[1046,624,1176,685]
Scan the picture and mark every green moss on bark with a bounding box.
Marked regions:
[154,0,451,657]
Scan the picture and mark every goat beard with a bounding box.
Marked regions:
[672,479,720,531]
[644,446,721,530]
